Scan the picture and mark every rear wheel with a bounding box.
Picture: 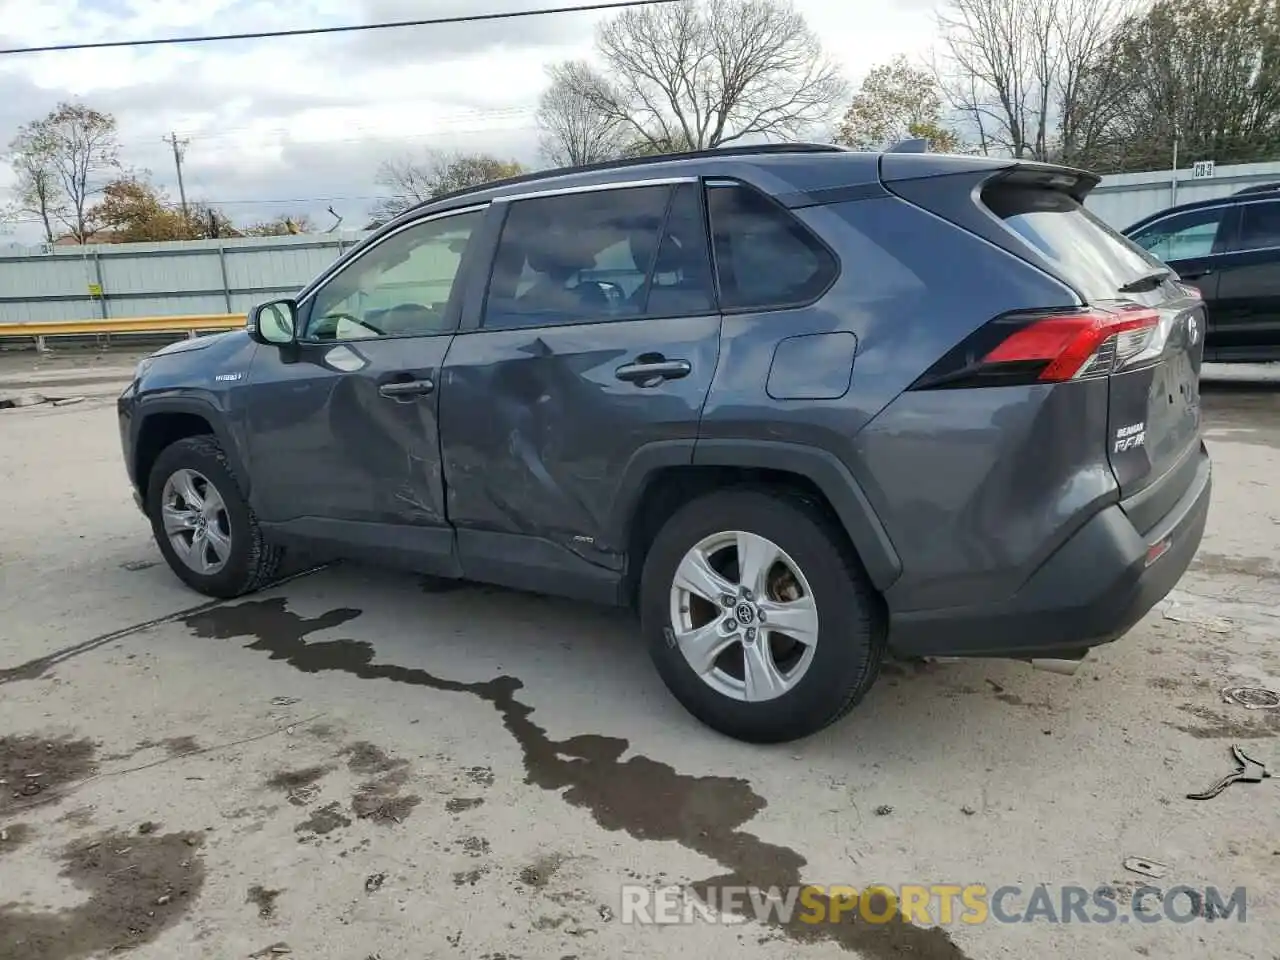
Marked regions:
[146,435,282,598]
[640,488,884,743]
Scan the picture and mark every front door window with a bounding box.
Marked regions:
[306,209,484,340]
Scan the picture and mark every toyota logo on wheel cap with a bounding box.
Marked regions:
[1187,314,1199,345]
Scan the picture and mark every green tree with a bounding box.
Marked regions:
[835,56,963,152]
[1068,0,1280,173]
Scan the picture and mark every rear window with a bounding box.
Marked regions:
[983,184,1163,302]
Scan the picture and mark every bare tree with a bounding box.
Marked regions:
[12,102,121,242]
[536,61,628,167]
[7,125,66,243]
[371,150,525,225]
[934,0,1124,160]
[558,0,845,153]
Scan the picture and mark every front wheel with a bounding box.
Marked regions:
[640,488,885,743]
[146,435,283,598]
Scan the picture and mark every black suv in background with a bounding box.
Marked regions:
[119,145,1211,743]
[1124,183,1280,361]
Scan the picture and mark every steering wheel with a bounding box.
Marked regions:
[317,312,386,337]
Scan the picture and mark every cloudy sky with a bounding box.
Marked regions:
[0,0,941,241]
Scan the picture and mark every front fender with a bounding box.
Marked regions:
[132,392,252,498]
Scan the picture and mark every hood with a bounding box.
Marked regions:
[148,329,243,358]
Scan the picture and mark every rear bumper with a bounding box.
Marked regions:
[889,442,1212,658]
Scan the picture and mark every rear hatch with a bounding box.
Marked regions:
[980,174,1205,525]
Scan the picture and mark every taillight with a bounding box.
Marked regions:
[910,306,1160,390]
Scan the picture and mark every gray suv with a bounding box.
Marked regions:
[118,144,1211,743]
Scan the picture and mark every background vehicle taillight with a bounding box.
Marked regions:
[910,306,1161,390]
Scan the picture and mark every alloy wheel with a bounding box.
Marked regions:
[668,530,819,702]
[161,468,233,575]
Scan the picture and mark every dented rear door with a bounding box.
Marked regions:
[439,181,720,575]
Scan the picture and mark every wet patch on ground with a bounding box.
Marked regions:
[343,742,421,825]
[0,735,97,815]
[0,828,205,960]
[305,722,340,741]
[1171,704,1280,739]
[134,735,202,758]
[264,765,332,792]
[0,822,34,854]
[182,597,970,959]
[246,884,282,919]
[454,866,490,886]
[446,797,485,814]
[296,801,351,838]
[159,736,201,757]
[517,853,566,889]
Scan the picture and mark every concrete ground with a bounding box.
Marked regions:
[1,361,1277,960]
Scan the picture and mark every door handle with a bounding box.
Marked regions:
[378,378,435,399]
[615,358,692,385]
[1180,267,1214,280]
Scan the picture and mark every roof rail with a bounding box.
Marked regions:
[418,141,850,211]
[1234,182,1280,196]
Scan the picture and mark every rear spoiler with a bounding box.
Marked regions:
[887,138,930,154]
[878,154,1101,202]
[984,162,1102,203]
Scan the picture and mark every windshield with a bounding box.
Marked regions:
[983,183,1165,302]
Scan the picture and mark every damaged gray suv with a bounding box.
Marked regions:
[119,144,1211,743]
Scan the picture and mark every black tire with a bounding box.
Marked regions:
[146,435,283,599]
[640,487,885,743]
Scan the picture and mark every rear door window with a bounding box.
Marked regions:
[1235,201,1280,252]
[1129,207,1232,262]
[706,182,837,310]
[983,183,1166,301]
[482,183,715,328]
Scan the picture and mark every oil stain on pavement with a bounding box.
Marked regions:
[182,597,969,960]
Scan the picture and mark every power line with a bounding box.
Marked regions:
[2,193,404,225]
[0,0,681,56]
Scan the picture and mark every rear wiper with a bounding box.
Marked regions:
[1118,269,1171,293]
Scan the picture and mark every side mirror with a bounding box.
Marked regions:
[248,299,299,345]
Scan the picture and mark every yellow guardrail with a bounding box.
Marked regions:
[0,314,246,339]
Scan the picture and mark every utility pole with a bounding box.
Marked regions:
[163,132,190,224]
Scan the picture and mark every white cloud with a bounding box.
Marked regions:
[1,0,942,241]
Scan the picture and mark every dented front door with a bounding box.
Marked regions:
[245,335,453,531]
[244,206,487,550]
